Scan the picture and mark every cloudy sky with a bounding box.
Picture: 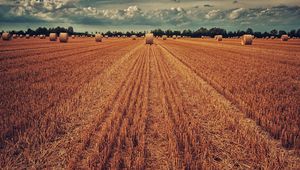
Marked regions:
[0,0,299,32]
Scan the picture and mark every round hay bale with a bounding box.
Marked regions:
[281,35,289,41]
[162,35,167,40]
[177,36,182,39]
[105,35,109,39]
[19,35,23,38]
[95,34,103,42]
[59,33,68,43]
[72,35,75,39]
[26,34,30,39]
[2,32,12,41]
[131,35,137,40]
[40,35,46,39]
[145,33,154,45]
[172,35,177,39]
[49,33,57,41]
[13,34,17,38]
[33,35,36,38]
[215,35,222,41]
[241,34,253,45]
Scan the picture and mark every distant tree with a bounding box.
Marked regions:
[254,32,262,38]
[67,26,74,35]
[246,28,254,35]
[25,28,34,35]
[270,29,278,37]
[288,29,296,37]
[151,29,164,36]
[208,27,227,37]
[165,29,173,37]
[278,30,287,37]
[262,32,270,38]
[182,29,192,37]
[194,27,208,37]
[296,28,300,37]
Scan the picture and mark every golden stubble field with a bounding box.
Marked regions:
[0,37,300,169]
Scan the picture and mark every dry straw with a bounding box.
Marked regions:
[281,35,289,41]
[145,33,154,45]
[241,34,253,45]
[2,32,11,41]
[49,33,57,41]
[95,34,103,42]
[162,35,167,40]
[59,33,68,43]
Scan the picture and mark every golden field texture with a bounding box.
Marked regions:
[0,37,300,169]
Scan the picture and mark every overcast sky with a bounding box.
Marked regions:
[0,0,299,32]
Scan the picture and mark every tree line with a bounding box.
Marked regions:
[2,26,300,38]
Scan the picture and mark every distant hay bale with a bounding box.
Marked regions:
[49,33,57,41]
[131,35,137,40]
[59,33,68,43]
[2,32,12,41]
[241,34,253,45]
[26,34,30,39]
[145,33,154,45]
[271,36,275,39]
[72,35,75,39]
[215,35,222,41]
[105,35,109,39]
[13,34,17,38]
[19,35,23,38]
[281,35,289,41]
[40,35,46,39]
[172,35,177,39]
[95,34,103,42]
[33,35,36,38]
[177,36,182,39]
[162,35,167,40]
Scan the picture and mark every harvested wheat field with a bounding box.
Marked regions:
[0,37,300,169]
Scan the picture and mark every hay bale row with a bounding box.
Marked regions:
[162,35,167,40]
[215,35,223,41]
[281,35,289,41]
[241,34,253,45]
[145,33,154,45]
[131,35,137,40]
[39,35,46,39]
[2,32,12,41]
[59,33,68,43]
[95,34,103,42]
[49,33,57,41]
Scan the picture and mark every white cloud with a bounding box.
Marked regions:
[205,9,221,19]
[229,8,245,20]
